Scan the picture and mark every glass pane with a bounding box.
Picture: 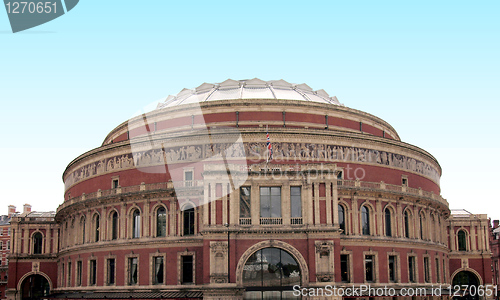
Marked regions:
[157,207,167,237]
[385,208,392,237]
[365,255,373,282]
[404,211,410,238]
[362,206,370,235]
[290,187,301,218]
[271,192,281,218]
[338,205,345,234]
[184,208,195,235]
[155,257,164,284]
[112,212,118,240]
[260,188,271,218]
[133,210,140,238]
[182,256,193,283]
[240,187,251,218]
[341,254,349,282]
[242,247,301,291]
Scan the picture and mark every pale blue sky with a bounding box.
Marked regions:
[1,1,499,220]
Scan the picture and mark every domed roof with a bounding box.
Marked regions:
[156,78,343,109]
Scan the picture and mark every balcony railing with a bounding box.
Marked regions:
[260,218,283,225]
[60,178,447,214]
[291,217,303,225]
[338,180,446,206]
[239,218,251,225]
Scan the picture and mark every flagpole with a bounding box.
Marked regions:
[266,125,269,165]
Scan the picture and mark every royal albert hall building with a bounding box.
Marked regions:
[6,79,495,300]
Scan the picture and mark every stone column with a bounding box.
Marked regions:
[450,226,456,251]
[210,182,216,225]
[471,225,477,251]
[45,226,52,253]
[332,182,339,225]
[229,184,238,226]
[313,183,320,225]
[305,182,313,225]
[222,183,228,224]
[143,201,150,237]
[282,181,290,225]
[170,199,177,236]
[397,202,403,238]
[120,204,126,239]
[352,196,359,235]
[251,181,259,225]
[376,199,382,236]
[326,181,332,225]
[203,183,210,226]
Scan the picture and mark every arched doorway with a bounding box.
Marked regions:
[21,274,50,300]
[451,271,480,300]
[242,247,301,299]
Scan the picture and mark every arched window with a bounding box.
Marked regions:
[338,205,346,235]
[94,215,100,242]
[156,206,167,237]
[183,206,195,236]
[111,211,118,240]
[419,213,425,240]
[458,230,467,251]
[132,209,141,238]
[385,208,392,237]
[242,247,301,298]
[33,232,43,254]
[361,205,370,235]
[404,210,410,238]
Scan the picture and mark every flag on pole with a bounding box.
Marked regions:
[266,126,272,163]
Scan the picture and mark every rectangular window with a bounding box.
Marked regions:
[76,261,82,286]
[6,241,10,250]
[153,256,164,284]
[424,257,430,283]
[8,228,10,236]
[340,254,350,282]
[0,228,2,236]
[435,258,440,283]
[61,263,65,287]
[181,255,193,284]
[442,259,446,283]
[0,241,2,250]
[260,187,281,218]
[184,171,193,187]
[128,257,138,285]
[112,179,119,189]
[408,256,416,283]
[107,258,115,285]
[365,255,374,282]
[239,187,251,218]
[290,186,302,218]
[68,262,72,286]
[388,256,396,282]
[89,260,97,285]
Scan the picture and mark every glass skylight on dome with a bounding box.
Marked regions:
[156,78,343,109]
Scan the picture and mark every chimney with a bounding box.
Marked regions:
[494,220,499,229]
[8,205,16,218]
[23,204,32,213]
